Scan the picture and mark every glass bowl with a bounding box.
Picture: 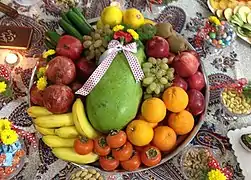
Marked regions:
[43,0,80,14]
[180,145,212,180]
[0,139,26,180]
[204,22,236,55]
[220,88,251,119]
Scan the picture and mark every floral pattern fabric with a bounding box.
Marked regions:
[0,0,250,179]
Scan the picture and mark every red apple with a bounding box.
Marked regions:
[187,71,205,91]
[146,36,169,58]
[76,57,96,82]
[173,51,200,78]
[172,75,188,91]
[56,35,83,61]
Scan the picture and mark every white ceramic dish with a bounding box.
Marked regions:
[207,0,251,45]
[227,126,251,179]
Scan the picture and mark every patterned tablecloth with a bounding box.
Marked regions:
[0,0,251,179]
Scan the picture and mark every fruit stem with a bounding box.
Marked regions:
[98,137,108,148]
[146,148,158,159]
[109,130,119,136]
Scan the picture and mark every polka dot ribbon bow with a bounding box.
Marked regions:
[75,40,144,96]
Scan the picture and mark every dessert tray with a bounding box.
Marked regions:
[227,126,251,179]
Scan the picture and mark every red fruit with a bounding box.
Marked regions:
[76,57,96,82]
[187,71,205,91]
[172,75,188,91]
[43,85,74,114]
[173,52,200,78]
[46,56,76,85]
[167,52,176,65]
[146,36,169,58]
[140,146,162,167]
[183,50,200,60]
[187,89,205,116]
[30,85,44,106]
[56,35,83,60]
[70,81,83,92]
[99,156,119,171]
[120,151,141,171]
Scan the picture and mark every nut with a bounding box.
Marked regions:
[75,171,82,177]
[84,174,92,179]
[81,172,88,177]
[89,169,97,174]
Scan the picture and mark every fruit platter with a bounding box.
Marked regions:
[207,0,251,44]
[27,5,209,174]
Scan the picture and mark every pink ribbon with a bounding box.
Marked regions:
[75,40,144,96]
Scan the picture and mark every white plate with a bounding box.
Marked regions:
[227,126,251,179]
[207,0,251,45]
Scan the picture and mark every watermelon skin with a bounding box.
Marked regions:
[86,48,146,134]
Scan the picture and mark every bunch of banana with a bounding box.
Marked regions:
[28,99,101,165]
[72,98,100,139]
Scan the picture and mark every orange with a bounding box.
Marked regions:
[126,120,154,146]
[162,87,189,113]
[152,126,177,151]
[167,110,194,135]
[136,114,158,128]
[141,98,166,123]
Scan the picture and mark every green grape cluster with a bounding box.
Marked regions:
[83,24,113,61]
[142,57,175,100]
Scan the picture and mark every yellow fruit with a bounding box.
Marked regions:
[101,6,123,27]
[52,148,99,164]
[144,19,156,25]
[42,135,76,148]
[210,0,220,10]
[27,106,52,118]
[33,113,74,128]
[123,8,145,29]
[219,0,229,10]
[35,125,55,135]
[141,97,166,123]
[72,98,100,139]
[126,120,154,146]
[55,126,79,138]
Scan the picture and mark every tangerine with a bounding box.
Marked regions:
[152,126,176,152]
[126,120,154,146]
[162,87,189,113]
[141,98,166,123]
[167,110,194,135]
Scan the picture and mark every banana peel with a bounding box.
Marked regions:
[35,125,55,135]
[27,106,52,118]
[52,147,99,164]
[55,126,79,138]
[42,135,75,148]
[33,113,74,128]
[72,99,100,139]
